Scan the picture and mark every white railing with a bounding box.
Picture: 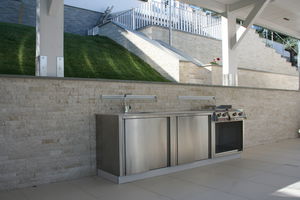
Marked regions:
[111,0,222,40]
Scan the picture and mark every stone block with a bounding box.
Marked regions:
[0,76,299,190]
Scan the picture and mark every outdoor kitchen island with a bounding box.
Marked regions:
[96,109,245,183]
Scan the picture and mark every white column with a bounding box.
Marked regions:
[169,0,173,46]
[36,0,64,77]
[221,0,270,86]
[221,8,238,86]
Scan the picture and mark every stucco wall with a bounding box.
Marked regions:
[0,0,102,35]
[140,26,299,76]
[0,76,299,190]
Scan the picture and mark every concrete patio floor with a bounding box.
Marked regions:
[1,138,300,200]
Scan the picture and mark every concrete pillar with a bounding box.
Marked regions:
[36,0,64,77]
[221,0,269,86]
[169,0,173,46]
[221,8,238,86]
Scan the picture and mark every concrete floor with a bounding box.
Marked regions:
[1,138,300,200]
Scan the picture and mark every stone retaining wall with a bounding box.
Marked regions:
[207,65,299,90]
[140,26,298,76]
[0,0,102,35]
[0,76,299,190]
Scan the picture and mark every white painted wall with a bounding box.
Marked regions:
[64,0,145,13]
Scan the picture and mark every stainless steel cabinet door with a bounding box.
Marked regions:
[125,117,168,175]
[178,115,209,165]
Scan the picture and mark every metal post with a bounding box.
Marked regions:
[132,9,136,30]
[169,0,173,46]
[271,31,274,47]
[264,29,267,44]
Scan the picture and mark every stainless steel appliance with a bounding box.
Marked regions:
[95,108,244,183]
[211,105,246,157]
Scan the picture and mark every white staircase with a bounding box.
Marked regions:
[237,28,298,76]
[92,21,206,82]
[94,0,297,72]
[87,0,298,89]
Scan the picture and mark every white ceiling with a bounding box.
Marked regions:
[64,0,143,13]
[180,0,300,39]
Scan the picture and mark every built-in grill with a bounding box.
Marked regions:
[211,105,247,157]
[212,105,246,122]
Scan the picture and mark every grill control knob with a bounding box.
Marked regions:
[232,112,237,116]
[222,113,226,117]
[238,112,243,116]
[217,113,221,117]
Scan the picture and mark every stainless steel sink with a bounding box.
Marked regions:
[125,112,153,114]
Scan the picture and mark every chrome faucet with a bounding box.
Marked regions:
[124,104,132,113]
[124,94,132,113]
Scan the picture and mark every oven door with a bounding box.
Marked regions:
[213,121,243,157]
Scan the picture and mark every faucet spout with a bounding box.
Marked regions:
[123,94,132,113]
[124,104,132,113]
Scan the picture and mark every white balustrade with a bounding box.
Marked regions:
[110,0,222,40]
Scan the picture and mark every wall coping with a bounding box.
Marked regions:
[139,25,221,42]
[204,64,299,77]
[0,74,299,93]
[64,4,104,14]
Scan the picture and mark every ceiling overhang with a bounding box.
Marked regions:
[179,0,300,39]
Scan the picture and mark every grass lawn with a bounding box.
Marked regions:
[0,22,169,82]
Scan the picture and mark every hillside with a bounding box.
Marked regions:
[0,22,169,82]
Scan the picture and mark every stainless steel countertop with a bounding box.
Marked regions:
[96,110,214,119]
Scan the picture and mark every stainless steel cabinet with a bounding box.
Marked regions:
[125,117,169,175]
[96,112,212,180]
[177,115,209,165]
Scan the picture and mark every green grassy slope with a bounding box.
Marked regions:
[0,22,169,82]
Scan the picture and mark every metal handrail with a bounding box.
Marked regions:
[274,32,298,54]
[262,30,298,66]
[264,30,298,54]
